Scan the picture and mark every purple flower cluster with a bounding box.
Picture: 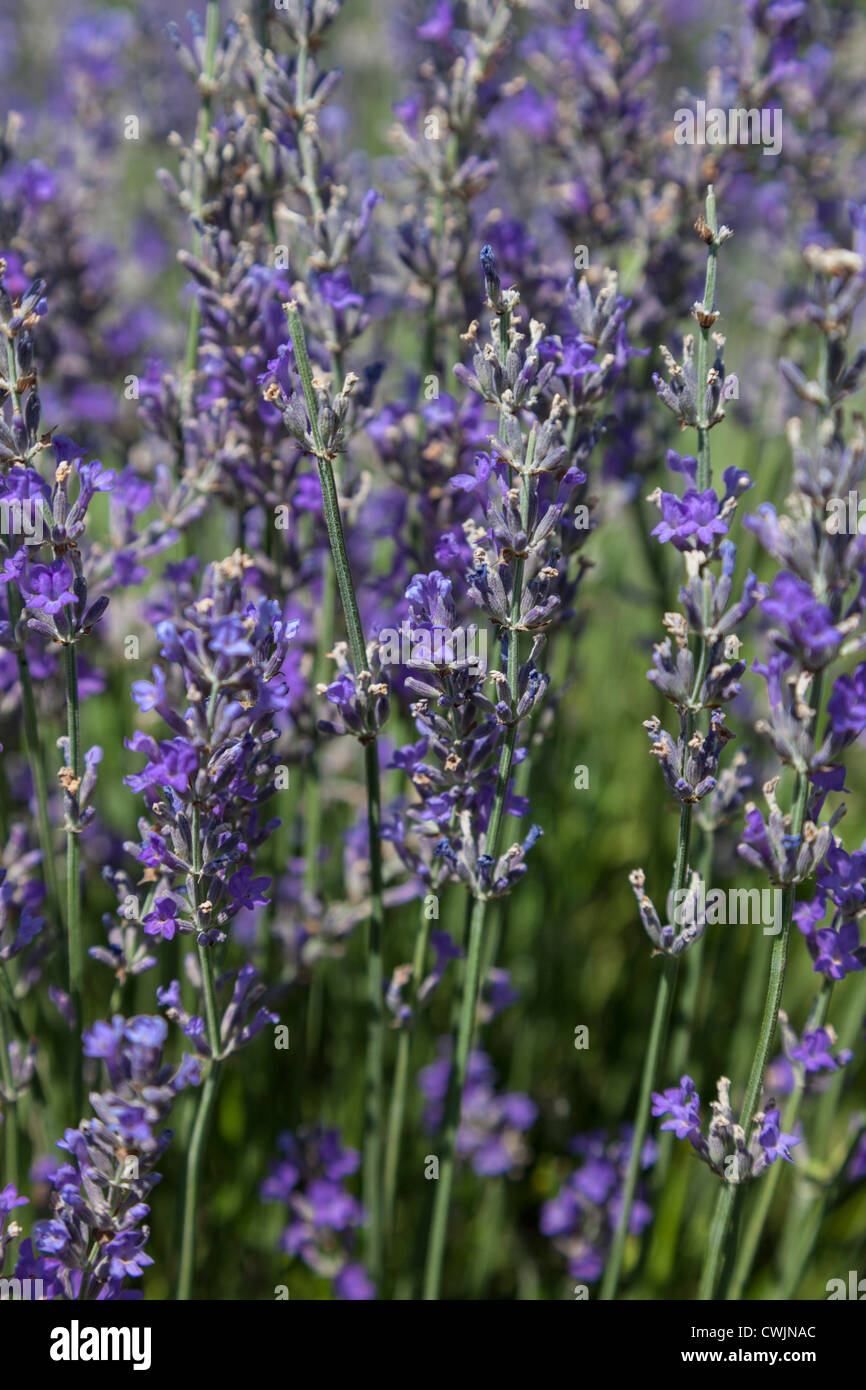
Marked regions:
[794,840,866,981]
[261,1125,375,1300]
[157,963,278,1062]
[418,1042,537,1178]
[540,1129,657,1284]
[115,555,296,948]
[652,1075,800,1181]
[384,569,542,899]
[11,1015,200,1299]
[2,0,866,1309]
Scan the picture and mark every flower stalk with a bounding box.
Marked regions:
[285,301,386,1287]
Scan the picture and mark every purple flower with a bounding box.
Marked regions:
[761,573,844,670]
[142,897,183,941]
[0,1184,28,1217]
[334,1262,376,1300]
[790,1027,850,1073]
[540,1128,656,1283]
[826,665,866,739]
[757,1109,801,1165]
[806,921,866,979]
[419,1043,536,1178]
[816,841,866,918]
[16,1015,198,1298]
[261,1127,374,1298]
[651,1075,702,1143]
[104,1231,154,1280]
[651,489,727,549]
[227,867,271,910]
[22,560,76,615]
[124,735,198,794]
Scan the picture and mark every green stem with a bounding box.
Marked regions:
[653,827,714,1199]
[727,978,833,1299]
[362,739,385,1285]
[295,40,326,223]
[177,803,222,1300]
[422,892,485,1300]
[253,0,269,47]
[779,1117,866,1300]
[299,356,345,1034]
[600,949,681,1300]
[695,186,718,492]
[300,352,344,1051]
[602,688,705,1303]
[181,0,221,391]
[286,308,365,674]
[469,1177,505,1296]
[0,997,18,1189]
[64,644,83,1036]
[177,1039,221,1301]
[383,908,432,1237]
[699,775,806,1300]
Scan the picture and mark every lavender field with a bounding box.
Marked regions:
[0,0,865,1309]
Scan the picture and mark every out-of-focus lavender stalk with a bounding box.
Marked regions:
[0,993,16,1186]
[63,640,83,1094]
[3,583,58,915]
[795,967,866,1273]
[285,301,386,1287]
[2,277,100,1069]
[1,314,60,921]
[422,893,486,1299]
[180,0,222,394]
[779,1112,866,1299]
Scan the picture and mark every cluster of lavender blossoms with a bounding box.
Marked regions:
[11,1015,200,1299]
[261,1125,375,1301]
[540,1129,657,1285]
[2,0,866,1311]
[385,248,638,899]
[418,1041,537,1179]
[652,1075,799,1182]
[116,551,295,949]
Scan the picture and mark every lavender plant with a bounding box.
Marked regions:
[1,0,866,1314]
